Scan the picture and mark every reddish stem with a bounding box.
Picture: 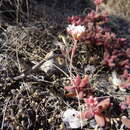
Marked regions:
[69,39,77,78]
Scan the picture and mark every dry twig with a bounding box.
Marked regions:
[14,54,62,80]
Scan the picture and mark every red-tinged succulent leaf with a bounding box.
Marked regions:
[118,38,126,42]
[78,91,84,99]
[73,75,81,86]
[122,69,130,79]
[65,92,77,97]
[126,96,130,106]
[95,113,105,127]
[97,98,110,112]
[121,116,130,128]
[67,16,84,25]
[64,86,75,91]
[96,42,103,46]
[80,111,94,119]
[79,75,89,88]
[119,59,129,67]
[108,62,115,67]
[126,48,130,57]
[94,0,103,5]
[120,81,130,88]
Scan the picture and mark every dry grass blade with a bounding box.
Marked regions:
[1,97,10,130]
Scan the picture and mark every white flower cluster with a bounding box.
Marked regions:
[67,24,86,34]
[67,24,86,40]
[111,71,122,89]
[62,109,82,129]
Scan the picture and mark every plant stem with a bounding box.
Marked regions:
[70,39,77,78]
[75,89,83,129]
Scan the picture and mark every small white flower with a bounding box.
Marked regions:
[67,24,85,33]
[111,71,122,87]
[62,109,83,129]
[67,24,86,40]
